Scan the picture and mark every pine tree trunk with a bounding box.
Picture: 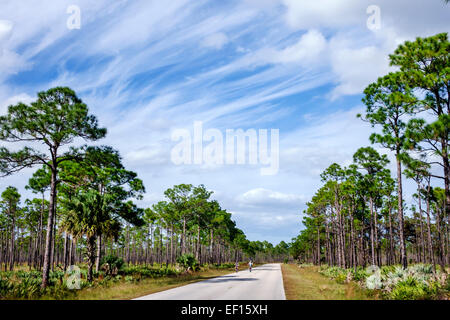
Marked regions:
[42,166,57,288]
[209,229,213,264]
[396,157,407,269]
[196,223,200,261]
[182,218,186,255]
[369,197,376,266]
[388,206,395,265]
[68,236,73,267]
[436,208,446,271]
[62,233,68,271]
[8,203,15,271]
[350,211,356,270]
[316,226,321,265]
[170,225,174,265]
[418,209,425,263]
[425,181,436,270]
[50,199,57,272]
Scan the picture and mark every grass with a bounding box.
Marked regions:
[281,264,376,300]
[64,267,243,300]
[1,262,255,300]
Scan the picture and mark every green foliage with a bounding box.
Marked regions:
[379,265,396,276]
[121,265,180,278]
[352,267,370,282]
[389,277,439,300]
[319,264,447,300]
[176,254,199,272]
[334,273,347,284]
[0,262,204,299]
[101,255,125,276]
[319,266,347,279]
[0,270,73,300]
[0,278,13,298]
[0,87,108,288]
[0,87,107,177]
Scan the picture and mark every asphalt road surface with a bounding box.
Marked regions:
[134,263,286,300]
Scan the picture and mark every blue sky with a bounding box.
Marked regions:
[0,0,449,244]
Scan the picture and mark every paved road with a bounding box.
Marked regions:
[134,263,286,300]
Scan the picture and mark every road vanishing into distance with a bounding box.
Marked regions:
[134,264,286,300]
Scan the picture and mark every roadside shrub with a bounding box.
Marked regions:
[366,273,383,290]
[319,263,446,300]
[410,264,433,275]
[0,278,13,298]
[379,265,396,277]
[335,273,347,284]
[352,267,369,282]
[42,283,73,300]
[319,266,346,279]
[176,254,199,272]
[101,255,125,276]
[0,263,189,299]
[0,271,74,300]
[122,265,180,278]
[13,277,41,299]
[388,277,435,300]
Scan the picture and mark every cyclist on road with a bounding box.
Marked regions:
[249,259,253,272]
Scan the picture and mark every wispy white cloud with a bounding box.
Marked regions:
[238,188,306,208]
[201,32,229,50]
[0,93,33,115]
[282,0,364,30]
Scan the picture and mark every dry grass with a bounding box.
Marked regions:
[281,264,375,300]
[71,268,237,300]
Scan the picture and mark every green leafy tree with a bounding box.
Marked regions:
[58,146,145,276]
[164,184,193,255]
[320,163,346,267]
[0,186,21,271]
[353,147,390,266]
[360,72,417,268]
[390,33,450,218]
[60,190,121,282]
[190,185,213,261]
[0,87,106,287]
